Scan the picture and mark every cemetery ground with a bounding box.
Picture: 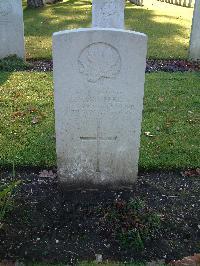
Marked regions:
[0,71,200,264]
[0,0,200,265]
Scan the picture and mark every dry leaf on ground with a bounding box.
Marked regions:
[181,169,200,177]
[39,170,56,178]
[170,253,200,265]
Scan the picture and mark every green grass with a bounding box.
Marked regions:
[0,71,199,171]
[0,72,55,168]
[105,198,161,252]
[22,0,193,59]
[140,72,200,170]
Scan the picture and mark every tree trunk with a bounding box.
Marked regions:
[27,0,44,8]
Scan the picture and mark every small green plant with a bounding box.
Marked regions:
[104,198,161,251]
[0,55,28,71]
[0,180,21,228]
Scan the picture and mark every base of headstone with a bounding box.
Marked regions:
[57,165,138,190]
[58,179,135,191]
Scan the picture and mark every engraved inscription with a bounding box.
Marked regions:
[0,1,12,17]
[65,87,135,114]
[78,42,121,83]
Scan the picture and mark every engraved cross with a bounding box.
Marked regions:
[80,119,117,172]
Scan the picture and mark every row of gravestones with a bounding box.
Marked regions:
[130,0,193,7]
[0,0,199,60]
[157,0,194,8]
[0,0,200,188]
[129,0,144,6]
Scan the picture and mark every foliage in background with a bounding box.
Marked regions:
[103,198,161,251]
[0,180,21,228]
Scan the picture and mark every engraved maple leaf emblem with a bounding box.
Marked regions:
[78,42,121,83]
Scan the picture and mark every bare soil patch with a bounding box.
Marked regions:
[0,170,200,264]
[27,59,200,73]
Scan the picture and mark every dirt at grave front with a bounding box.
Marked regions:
[27,59,200,73]
[0,170,200,264]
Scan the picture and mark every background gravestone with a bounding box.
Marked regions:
[53,0,147,188]
[0,0,25,59]
[92,0,125,29]
[189,0,200,60]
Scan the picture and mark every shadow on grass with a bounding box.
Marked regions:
[22,0,191,59]
[23,0,91,37]
[0,56,28,85]
[125,5,190,58]
[0,72,11,86]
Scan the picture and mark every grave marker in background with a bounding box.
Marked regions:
[0,0,25,59]
[92,0,125,29]
[53,0,147,188]
[189,0,200,60]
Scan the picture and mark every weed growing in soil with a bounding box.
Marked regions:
[0,180,21,228]
[104,198,161,251]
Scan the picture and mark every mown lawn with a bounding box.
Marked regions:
[0,71,199,171]
[22,0,193,59]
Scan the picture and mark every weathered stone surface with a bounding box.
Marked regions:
[92,0,125,29]
[189,0,200,60]
[0,0,25,59]
[53,28,147,187]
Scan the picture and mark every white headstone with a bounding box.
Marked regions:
[92,0,125,29]
[189,0,200,60]
[53,0,147,188]
[0,0,25,59]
